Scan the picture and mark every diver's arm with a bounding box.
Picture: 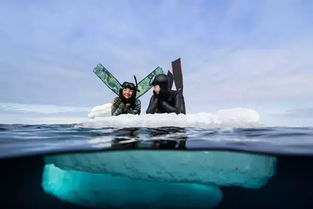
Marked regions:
[111,98,124,116]
[128,100,141,115]
[159,101,176,113]
[146,96,158,114]
[174,91,182,114]
[160,92,182,114]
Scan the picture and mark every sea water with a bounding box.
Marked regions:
[0,108,313,209]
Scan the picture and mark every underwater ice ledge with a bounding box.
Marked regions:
[42,164,223,209]
[45,150,277,189]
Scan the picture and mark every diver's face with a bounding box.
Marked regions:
[153,85,160,94]
[122,88,133,99]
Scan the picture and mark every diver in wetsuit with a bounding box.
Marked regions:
[111,81,141,116]
[146,74,185,114]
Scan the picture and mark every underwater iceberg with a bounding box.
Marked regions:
[45,150,276,189]
[43,163,223,209]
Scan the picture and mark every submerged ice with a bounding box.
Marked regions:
[43,150,276,208]
[43,164,223,209]
[45,150,276,189]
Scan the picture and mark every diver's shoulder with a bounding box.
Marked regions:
[112,97,122,103]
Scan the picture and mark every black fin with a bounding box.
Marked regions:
[133,75,140,92]
[167,70,174,90]
[171,58,183,92]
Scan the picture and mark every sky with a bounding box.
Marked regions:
[0,0,313,126]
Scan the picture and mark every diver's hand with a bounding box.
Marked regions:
[125,103,132,110]
[146,95,158,114]
[153,85,160,95]
[119,102,125,110]
[160,100,177,113]
[160,100,168,106]
[112,102,125,116]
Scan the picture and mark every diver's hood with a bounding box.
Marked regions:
[119,76,139,103]
[152,74,169,90]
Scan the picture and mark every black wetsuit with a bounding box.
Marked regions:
[146,89,185,114]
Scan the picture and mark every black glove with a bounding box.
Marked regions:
[153,90,159,97]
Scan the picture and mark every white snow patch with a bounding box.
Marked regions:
[88,103,111,118]
[84,103,260,129]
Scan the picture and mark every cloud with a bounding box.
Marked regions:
[1,0,313,125]
[184,45,313,113]
[0,102,90,114]
[0,102,91,124]
[272,108,313,119]
[265,107,313,126]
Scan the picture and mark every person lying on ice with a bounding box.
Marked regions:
[146,74,185,114]
[111,81,141,116]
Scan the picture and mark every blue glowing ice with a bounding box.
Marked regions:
[42,150,276,208]
[45,150,276,189]
[42,164,223,209]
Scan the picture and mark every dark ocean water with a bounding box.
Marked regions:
[0,124,313,209]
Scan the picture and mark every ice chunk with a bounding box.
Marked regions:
[46,150,276,189]
[83,106,260,129]
[88,103,111,118]
[42,164,223,209]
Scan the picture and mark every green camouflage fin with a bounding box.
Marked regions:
[136,67,164,98]
[93,64,122,95]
